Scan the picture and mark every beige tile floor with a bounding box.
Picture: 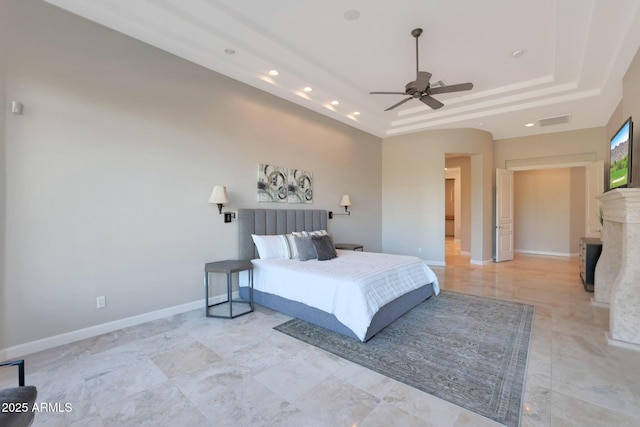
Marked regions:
[2,240,639,426]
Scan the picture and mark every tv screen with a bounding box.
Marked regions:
[609,117,633,190]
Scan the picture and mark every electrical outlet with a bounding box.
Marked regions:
[96,296,106,308]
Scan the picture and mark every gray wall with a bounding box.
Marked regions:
[569,167,587,253]
[1,0,382,353]
[0,0,7,352]
[382,129,494,265]
[513,168,577,256]
[623,47,640,187]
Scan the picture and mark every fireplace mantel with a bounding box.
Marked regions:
[594,188,640,350]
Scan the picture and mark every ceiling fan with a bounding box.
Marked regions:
[370,28,473,111]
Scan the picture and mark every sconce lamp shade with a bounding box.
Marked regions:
[340,195,352,213]
[328,194,353,219]
[209,185,230,214]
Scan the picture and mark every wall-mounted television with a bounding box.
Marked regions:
[609,116,633,190]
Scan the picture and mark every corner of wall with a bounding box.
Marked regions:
[0,0,8,352]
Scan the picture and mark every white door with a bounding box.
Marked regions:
[495,168,514,262]
[585,161,604,237]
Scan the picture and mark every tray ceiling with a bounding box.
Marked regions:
[43,0,640,140]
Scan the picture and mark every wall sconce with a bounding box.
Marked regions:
[329,195,352,219]
[208,185,235,222]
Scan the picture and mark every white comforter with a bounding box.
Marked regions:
[242,250,440,341]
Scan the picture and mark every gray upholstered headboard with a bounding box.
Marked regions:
[238,209,328,260]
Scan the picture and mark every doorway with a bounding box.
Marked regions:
[502,154,603,258]
[444,153,488,265]
[444,156,468,258]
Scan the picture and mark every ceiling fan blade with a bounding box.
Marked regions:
[415,71,432,92]
[370,91,409,95]
[429,82,473,95]
[420,95,444,110]
[385,97,414,111]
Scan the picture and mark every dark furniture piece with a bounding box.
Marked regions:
[0,360,37,427]
[335,243,364,251]
[579,237,602,292]
[204,260,254,318]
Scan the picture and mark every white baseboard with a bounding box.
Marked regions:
[471,259,493,265]
[514,249,572,258]
[425,260,446,267]
[606,332,640,352]
[0,293,234,361]
[591,297,610,308]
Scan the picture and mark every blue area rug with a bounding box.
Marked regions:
[274,291,534,427]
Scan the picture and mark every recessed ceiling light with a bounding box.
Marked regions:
[344,9,360,21]
[353,111,360,116]
[268,69,279,76]
[303,86,313,93]
[224,48,236,55]
[525,122,535,127]
[331,100,339,105]
[511,49,527,58]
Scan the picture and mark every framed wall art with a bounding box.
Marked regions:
[257,164,288,203]
[257,164,313,204]
[287,169,313,203]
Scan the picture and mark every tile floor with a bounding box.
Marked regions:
[2,242,640,426]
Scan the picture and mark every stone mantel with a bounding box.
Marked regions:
[594,188,640,350]
[599,188,640,223]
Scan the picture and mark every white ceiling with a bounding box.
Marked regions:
[43,0,640,140]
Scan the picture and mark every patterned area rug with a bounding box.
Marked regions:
[274,291,534,427]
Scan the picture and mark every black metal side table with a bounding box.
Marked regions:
[204,260,253,318]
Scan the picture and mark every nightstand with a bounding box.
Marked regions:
[204,260,253,318]
[335,243,364,251]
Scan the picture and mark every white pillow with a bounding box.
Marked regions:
[284,234,299,259]
[251,234,289,259]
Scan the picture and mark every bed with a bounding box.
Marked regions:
[237,209,439,341]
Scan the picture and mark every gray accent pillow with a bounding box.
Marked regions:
[311,235,337,261]
[295,236,317,261]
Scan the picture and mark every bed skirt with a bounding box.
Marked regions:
[240,283,434,342]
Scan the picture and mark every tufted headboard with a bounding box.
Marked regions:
[238,209,328,260]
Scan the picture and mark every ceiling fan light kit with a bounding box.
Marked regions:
[370,28,473,111]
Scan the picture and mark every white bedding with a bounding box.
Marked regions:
[241,250,440,341]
